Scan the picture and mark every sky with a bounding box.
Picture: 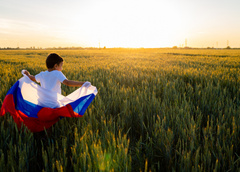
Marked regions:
[0,0,240,48]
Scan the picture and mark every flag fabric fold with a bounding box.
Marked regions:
[0,73,97,132]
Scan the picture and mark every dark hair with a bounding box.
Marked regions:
[46,53,63,69]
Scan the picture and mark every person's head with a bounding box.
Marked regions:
[46,53,64,71]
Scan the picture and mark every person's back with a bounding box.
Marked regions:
[35,70,66,94]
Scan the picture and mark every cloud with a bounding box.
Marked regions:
[0,18,47,35]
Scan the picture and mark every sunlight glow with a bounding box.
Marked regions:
[65,0,185,48]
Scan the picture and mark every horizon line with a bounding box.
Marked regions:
[0,46,237,50]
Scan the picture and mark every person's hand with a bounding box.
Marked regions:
[83,81,91,88]
[23,70,30,76]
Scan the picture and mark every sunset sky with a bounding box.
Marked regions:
[1,0,240,48]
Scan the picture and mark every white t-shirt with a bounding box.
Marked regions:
[35,70,67,94]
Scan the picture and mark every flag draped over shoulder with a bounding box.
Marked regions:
[0,72,97,132]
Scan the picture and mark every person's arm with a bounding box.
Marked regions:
[62,79,85,87]
[23,70,36,82]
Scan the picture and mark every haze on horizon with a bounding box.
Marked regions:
[0,0,240,48]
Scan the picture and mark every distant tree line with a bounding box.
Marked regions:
[0,46,108,50]
[172,46,239,49]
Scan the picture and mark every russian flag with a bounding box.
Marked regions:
[0,74,97,132]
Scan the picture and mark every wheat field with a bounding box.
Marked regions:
[0,48,239,171]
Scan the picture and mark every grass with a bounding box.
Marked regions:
[0,48,239,171]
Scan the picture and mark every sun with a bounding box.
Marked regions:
[65,0,186,48]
